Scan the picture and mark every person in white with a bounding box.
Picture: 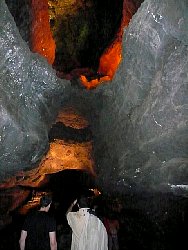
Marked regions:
[66,195,108,250]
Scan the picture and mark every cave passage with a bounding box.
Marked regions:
[5,0,143,88]
[5,0,123,71]
[0,169,97,250]
[0,176,188,250]
[1,0,188,249]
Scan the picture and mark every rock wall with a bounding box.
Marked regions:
[0,1,187,248]
[0,0,70,181]
[88,0,188,193]
[0,0,187,195]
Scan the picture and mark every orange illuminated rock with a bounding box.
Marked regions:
[98,0,134,81]
[0,139,95,189]
[80,0,141,89]
[98,40,122,80]
[56,107,89,129]
[30,0,56,64]
[80,75,111,90]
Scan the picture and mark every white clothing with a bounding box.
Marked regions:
[67,208,108,250]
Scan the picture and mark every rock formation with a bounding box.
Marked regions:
[0,0,187,234]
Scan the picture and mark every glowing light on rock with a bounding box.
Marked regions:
[80,75,111,90]
[56,107,89,129]
[0,109,95,189]
[98,40,122,79]
[39,139,96,176]
[80,0,139,89]
[30,0,56,64]
[97,0,134,81]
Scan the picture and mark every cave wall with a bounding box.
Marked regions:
[0,0,187,247]
[5,0,30,43]
[0,0,187,195]
[0,0,71,181]
[88,0,188,193]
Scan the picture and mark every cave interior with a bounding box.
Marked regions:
[0,0,188,249]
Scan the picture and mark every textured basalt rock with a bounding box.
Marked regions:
[89,0,188,193]
[0,0,71,181]
[60,0,188,194]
